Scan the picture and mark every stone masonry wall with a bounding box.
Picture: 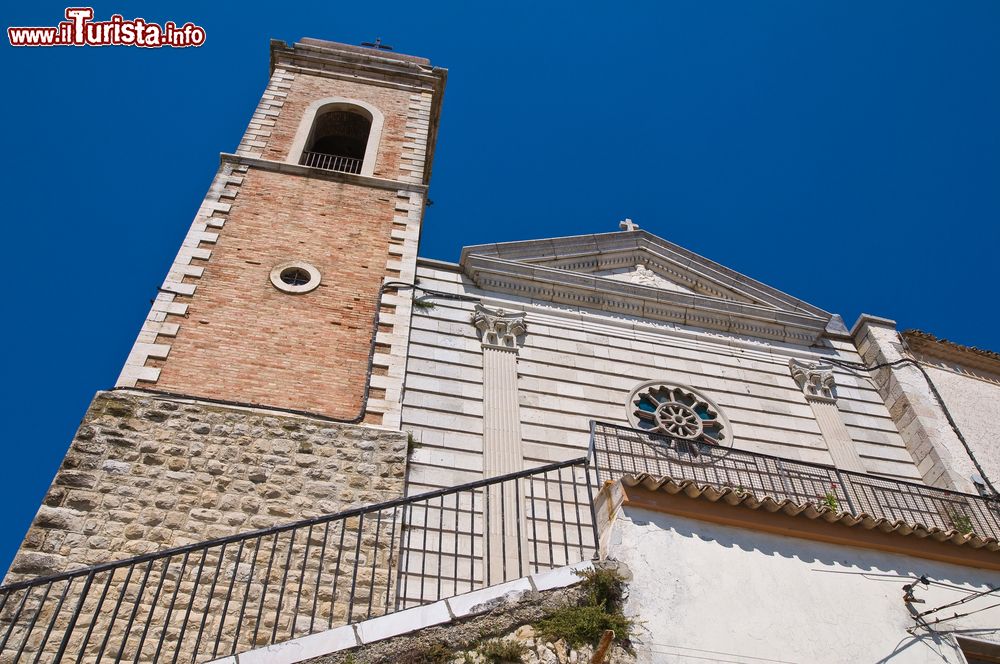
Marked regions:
[8,389,408,581]
[303,575,634,664]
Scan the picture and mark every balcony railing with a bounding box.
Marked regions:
[590,421,1000,541]
[0,458,597,663]
[299,151,363,174]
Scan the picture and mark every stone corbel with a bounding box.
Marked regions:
[472,305,526,351]
[789,359,866,472]
[789,359,837,403]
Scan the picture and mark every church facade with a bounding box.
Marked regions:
[1,38,997,664]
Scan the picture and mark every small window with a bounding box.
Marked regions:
[270,261,320,294]
[279,267,311,287]
[300,109,371,174]
[958,637,1000,663]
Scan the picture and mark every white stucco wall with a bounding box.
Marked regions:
[921,364,1000,490]
[402,261,918,498]
[609,506,999,663]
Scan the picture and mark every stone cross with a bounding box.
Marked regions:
[619,218,640,232]
[360,37,393,51]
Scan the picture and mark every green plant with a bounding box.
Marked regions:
[412,296,436,310]
[537,604,633,648]
[819,483,839,510]
[477,638,527,663]
[535,565,633,647]
[407,431,419,455]
[577,566,627,609]
[948,511,974,535]
[398,643,452,664]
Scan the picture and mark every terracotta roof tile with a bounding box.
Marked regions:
[620,474,1000,553]
[903,329,1000,373]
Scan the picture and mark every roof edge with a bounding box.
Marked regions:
[903,329,1000,377]
[613,475,1000,571]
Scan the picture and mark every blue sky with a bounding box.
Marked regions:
[1,1,998,572]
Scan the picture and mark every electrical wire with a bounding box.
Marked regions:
[917,586,1000,620]
[823,355,999,496]
[383,281,482,304]
[119,281,480,425]
[920,600,1000,628]
[926,578,1000,595]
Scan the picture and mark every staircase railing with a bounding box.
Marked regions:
[0,457,597,663]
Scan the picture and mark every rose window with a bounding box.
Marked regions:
[627,382,730,446]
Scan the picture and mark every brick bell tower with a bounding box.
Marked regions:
[8,39,447,579]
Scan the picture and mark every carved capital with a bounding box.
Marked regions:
[471,304,526,350]
[789,359,837,402]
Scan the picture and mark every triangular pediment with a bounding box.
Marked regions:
[459,230,841,345]
[595,264,697,294]
[552,250,756,303]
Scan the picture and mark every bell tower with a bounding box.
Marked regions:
[117,38,446,427]
[7,39,446,580]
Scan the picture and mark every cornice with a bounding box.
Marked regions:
[416,256,461,272]
[461,231,831,320]
[463,255,827,345]
[460,231,833,346]
[849,313,898,339]
[270,39,442,85]
[219,153,428,193]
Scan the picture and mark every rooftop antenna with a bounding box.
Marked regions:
[361,37,393,51]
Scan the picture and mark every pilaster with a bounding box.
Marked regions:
[471,305,530,584]
[788,360,866,473]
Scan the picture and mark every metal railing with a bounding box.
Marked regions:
[590,421,1000,540]
[0,458,597,663]
[299,151,363,174]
